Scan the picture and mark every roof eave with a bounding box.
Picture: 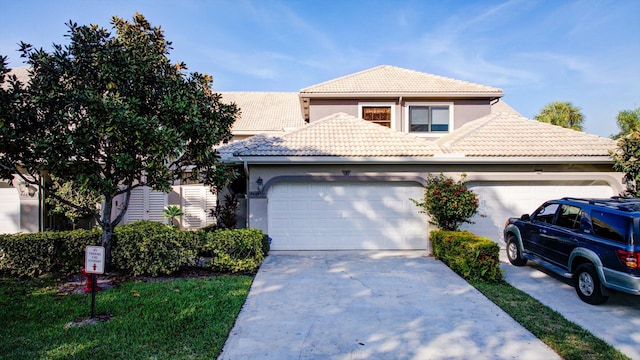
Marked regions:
[223,155,613,165]
[299,92,504,99]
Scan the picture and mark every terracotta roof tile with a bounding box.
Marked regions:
[437,112,615,157]
[225,113,442,157]
[300,65,503,96]
[217,92,304,133]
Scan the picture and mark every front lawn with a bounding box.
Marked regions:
[0,275,252,359]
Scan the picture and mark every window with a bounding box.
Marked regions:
[358,102,395,128]
[555,205,582,230]
[591,211,630,244]
[532,203,559,224]
[404,102,453,135]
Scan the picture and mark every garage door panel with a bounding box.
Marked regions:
[0,187,20,234]
[268,182,427,250]
[464,182,614,244]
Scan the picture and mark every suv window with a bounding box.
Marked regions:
[555,205,582,230]
[591,210,630,244]
[532,203,559,224]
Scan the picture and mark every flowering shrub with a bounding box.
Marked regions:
[412,173,479,231]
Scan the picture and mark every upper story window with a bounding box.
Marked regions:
[358,102,395,128]
[404,102,453,135]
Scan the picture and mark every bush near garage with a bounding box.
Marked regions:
[111,221,200,277]
[198,228,269,273]
[431,230,502,283]
[0,228,101,278]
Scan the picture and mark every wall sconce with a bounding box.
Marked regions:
[342,170,351,176]
[256,177,264,192]
[18,180,37,198]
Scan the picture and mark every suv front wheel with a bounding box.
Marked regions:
[506,235,527,266]
[573,263,609,305]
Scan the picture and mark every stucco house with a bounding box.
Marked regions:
[1,65,622,250]
[217,65,621,251]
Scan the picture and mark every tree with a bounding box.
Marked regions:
[0,13,239,265]
[611,131,640,197]
[411,173,479,231]
[162,205,184,227]
[46,175,103,229]
[613,107,640,139]
[534,101,584,131]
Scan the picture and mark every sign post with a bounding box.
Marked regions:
[85,246,105,319]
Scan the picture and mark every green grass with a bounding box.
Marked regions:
[0,275,252,360]
[471,281,630,360]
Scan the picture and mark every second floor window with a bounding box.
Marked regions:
[408,105,450,132]
[362,106,392,128]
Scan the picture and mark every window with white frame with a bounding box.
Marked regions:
[358,102,395,128]
[404,102,453,135]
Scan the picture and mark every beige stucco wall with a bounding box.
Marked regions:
[308,98,493,135]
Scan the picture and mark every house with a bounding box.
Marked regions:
[2,65,622,247]
[217,65,621,251]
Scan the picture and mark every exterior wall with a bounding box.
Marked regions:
[245,163,623,236]
[308,98,493,136]
[309,99,359,122]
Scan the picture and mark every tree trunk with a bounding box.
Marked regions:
[101,197,114,273]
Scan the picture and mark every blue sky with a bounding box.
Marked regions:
[1,0,638,137]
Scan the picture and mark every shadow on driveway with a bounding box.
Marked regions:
[219,251,559,360]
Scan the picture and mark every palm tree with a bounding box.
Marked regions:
[534,101,584,131]
[162,205,184,227]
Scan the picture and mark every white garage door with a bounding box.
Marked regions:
[462,181,615,243]
[268,182,427,250]
[0,187,20,234]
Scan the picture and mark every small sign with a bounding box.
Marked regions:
[85,246,105,274]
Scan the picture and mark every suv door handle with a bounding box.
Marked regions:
[540,229,547,234]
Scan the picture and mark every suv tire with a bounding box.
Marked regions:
[506,235,527,266]
[574,263,609,305]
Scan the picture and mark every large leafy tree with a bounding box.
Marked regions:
[611,131,640,197]
[613,107,640,139]
[0,13,238,261]
[534,101,584,131]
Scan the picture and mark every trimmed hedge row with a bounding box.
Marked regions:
[0,221,269,278]
[431,230,503,283]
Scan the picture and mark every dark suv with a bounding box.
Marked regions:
[504,197,640,304]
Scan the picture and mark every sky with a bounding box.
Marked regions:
[1,0,638,138]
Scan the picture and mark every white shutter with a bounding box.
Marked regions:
[0,187,21,234]
[124,187,168,224]
[181,186,217,229]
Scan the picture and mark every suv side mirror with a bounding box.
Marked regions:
[520,214,531,221]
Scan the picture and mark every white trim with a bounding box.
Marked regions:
[358,101,397,129]
[403,101,454,137]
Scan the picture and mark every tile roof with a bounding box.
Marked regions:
[491,100,522,116]
[220,92,304,133]
[225,112,443,157]
[300,65,504,97]
[436,112,616,157]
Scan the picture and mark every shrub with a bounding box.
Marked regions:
[111,221,199,276]
[200,228,267,273]
[430,230,502,283]
[412,173,479,231]
[0,228,100,278]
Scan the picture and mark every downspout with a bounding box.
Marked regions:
[399,96,403,131]
[239,157,250,228]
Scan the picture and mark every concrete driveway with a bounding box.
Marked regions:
[219,251,559,360]
[501,253,640,360]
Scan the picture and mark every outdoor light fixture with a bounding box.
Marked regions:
[18,180,37,198]
[256,177,264,192]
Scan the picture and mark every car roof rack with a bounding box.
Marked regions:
[561,197,640,212]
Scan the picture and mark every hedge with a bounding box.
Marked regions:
[0,228,101,278]
[0,222,270,278]
[199,228,268,273]
[430,230,503,283]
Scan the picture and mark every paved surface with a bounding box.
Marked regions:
[500,251,640,360]
[219,251,560,360]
